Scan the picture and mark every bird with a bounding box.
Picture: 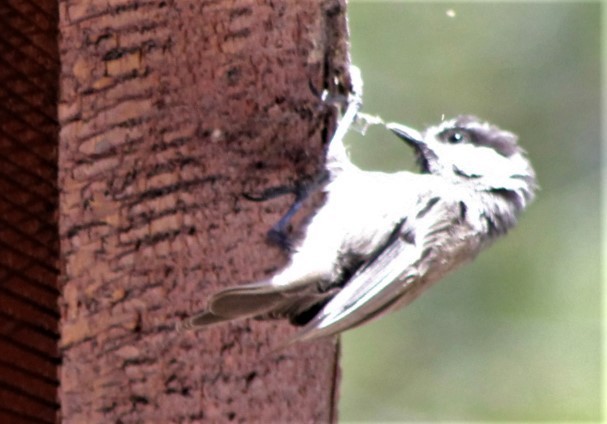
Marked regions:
[178,113,537,344]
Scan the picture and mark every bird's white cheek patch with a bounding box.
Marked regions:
[449,145,512,178]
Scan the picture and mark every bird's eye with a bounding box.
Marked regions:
[448,132,463,143]
[442,130,469,144]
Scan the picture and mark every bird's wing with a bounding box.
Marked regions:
[287,218,424,344]
[180,200,430,334]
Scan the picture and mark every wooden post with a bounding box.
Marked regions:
[58,0,349,421]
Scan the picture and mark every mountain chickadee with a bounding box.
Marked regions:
[179,72,537,345]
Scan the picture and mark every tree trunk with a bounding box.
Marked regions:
[0,1,60,422]
[58,0,350,422]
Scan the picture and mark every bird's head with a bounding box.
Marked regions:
[387,115,537,211]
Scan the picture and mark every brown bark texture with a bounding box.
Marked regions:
[58,0,350,422]
[0,1,60,423]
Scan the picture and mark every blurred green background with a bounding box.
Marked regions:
[339,2,601,422]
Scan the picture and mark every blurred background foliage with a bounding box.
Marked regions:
[339,2,601,422]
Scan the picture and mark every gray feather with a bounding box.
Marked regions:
[292,235,419,342]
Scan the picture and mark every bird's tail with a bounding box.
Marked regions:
[177,280,286,330]
[177,279,336,332]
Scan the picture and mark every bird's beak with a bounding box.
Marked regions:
[386,122,424,147]
[386,122,433,173]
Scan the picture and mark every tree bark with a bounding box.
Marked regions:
[0,1,60,422]
[58,0,350,422]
